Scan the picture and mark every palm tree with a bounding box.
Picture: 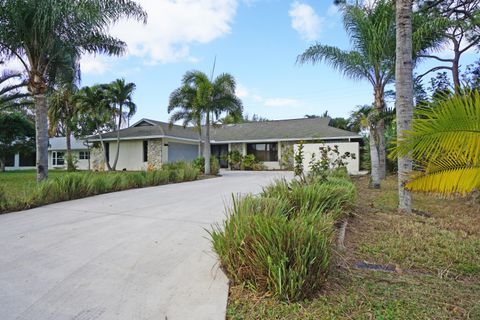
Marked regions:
[75,85,114,171]
[168,84,204,156]
[298,1,396,187]
[48,85,79,171]
[104,79,137,171]
[0,69,30,111]
[168,70,243,174]
[0,0,146,181]
[395,0,414,213]
[396,89,480,195]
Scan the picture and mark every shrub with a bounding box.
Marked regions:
[211,195,334,301]
[210,156,220,175]
[193,156,219,175]
[211,171,356,301]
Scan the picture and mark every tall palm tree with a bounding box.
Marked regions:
[104,79,137,171]
[75,85,114,171]
[168,70,243,174]
[298,1,396,187]
[0,0,146,181]
[298,0,444,188]
[395,0,414,213]
[168,84,204,156]
[396,89,480,195]
[48,85,79,171]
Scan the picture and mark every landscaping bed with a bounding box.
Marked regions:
[225,175,480,319]
[0,161,201,213]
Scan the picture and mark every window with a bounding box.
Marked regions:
[105,142,110,162]
[52,152,65,166]
[143,141,148,162]
[79,151,90,160]
[246,143,278,161]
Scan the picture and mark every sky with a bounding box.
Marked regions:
[9,0,479,124]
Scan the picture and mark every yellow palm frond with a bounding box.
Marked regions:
[397,89,480,195]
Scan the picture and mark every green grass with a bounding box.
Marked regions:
[0,162,200,213]
[226,175,480,319]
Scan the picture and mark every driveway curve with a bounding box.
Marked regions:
[0,170,291,320]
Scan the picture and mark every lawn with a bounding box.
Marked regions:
[227,175,480,319]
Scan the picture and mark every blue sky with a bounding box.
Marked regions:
[78,0,478,124]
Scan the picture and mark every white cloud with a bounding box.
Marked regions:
[80,54,110,75]
[264,98,301,107]
[110,0,239,64]
[236,83,250,99]
[289,1,323,41]
[327,4,339,16]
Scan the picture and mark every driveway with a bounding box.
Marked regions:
[0,171,290,320]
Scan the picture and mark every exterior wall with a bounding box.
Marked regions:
[91,146,105,171]
[147,139,163,170]
[108,140,145,171]
[294,142,360,174]
[48,150,90,170]
[229,143,245,155]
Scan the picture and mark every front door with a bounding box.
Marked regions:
[211,144,229,168]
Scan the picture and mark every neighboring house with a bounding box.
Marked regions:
[5,136,90,171]
[87,117,362,173]
[48,136,90,170]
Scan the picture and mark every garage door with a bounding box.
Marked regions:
[168,142,199,163]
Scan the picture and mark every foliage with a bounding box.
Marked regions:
[192,156,220,175]
[280,143,294,170]
[0,162,199,213]
[210,173,356,301]
[224,151,264,171]
[294,141,304,177]
[308,145,356,179]
[0,70,30,111]
[395,89,480,194]
[168,70,243,174]
[0,112,35,170]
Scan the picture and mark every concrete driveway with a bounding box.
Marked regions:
[0,171,290,320]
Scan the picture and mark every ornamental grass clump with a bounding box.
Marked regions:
[211,171,356,301]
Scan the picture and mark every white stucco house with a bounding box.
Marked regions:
[87,117,363,174]
[5,136,90,171]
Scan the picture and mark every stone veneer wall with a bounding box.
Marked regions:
[280,141,295,170]
[147,139,163,170]
[91,146,105,171]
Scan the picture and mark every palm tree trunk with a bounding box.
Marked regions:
[374,86,386,179]
[204,111,211,175]
[34,93,49,182]
[97,125,112,171]
[395,0,413,213]
[111,105,122,171]
[65,127,74,171]
[369,128,381,188]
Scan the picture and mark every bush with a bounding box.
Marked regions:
[193,156,220,175]
[211,194,334,301]
[0,163,201,213]
[211,172,356,301]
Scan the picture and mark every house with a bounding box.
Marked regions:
[87,117,362,173]
[48,136,91,170]
[4,136,90,171]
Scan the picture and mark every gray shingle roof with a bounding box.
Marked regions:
[210,117,361,142]
[88,120,200,141]
[87,117,361,143]
[49,136,89,151]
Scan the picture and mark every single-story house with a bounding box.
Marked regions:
[87,117,362,173]
[4,136,90,171]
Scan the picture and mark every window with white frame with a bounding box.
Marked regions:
[52,152,65,166]
[79,151,90,160]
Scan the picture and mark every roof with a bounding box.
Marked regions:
[87,119,200,142]
[87,117,361,143]
[210,117,361,143]
[49,136,89,151]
